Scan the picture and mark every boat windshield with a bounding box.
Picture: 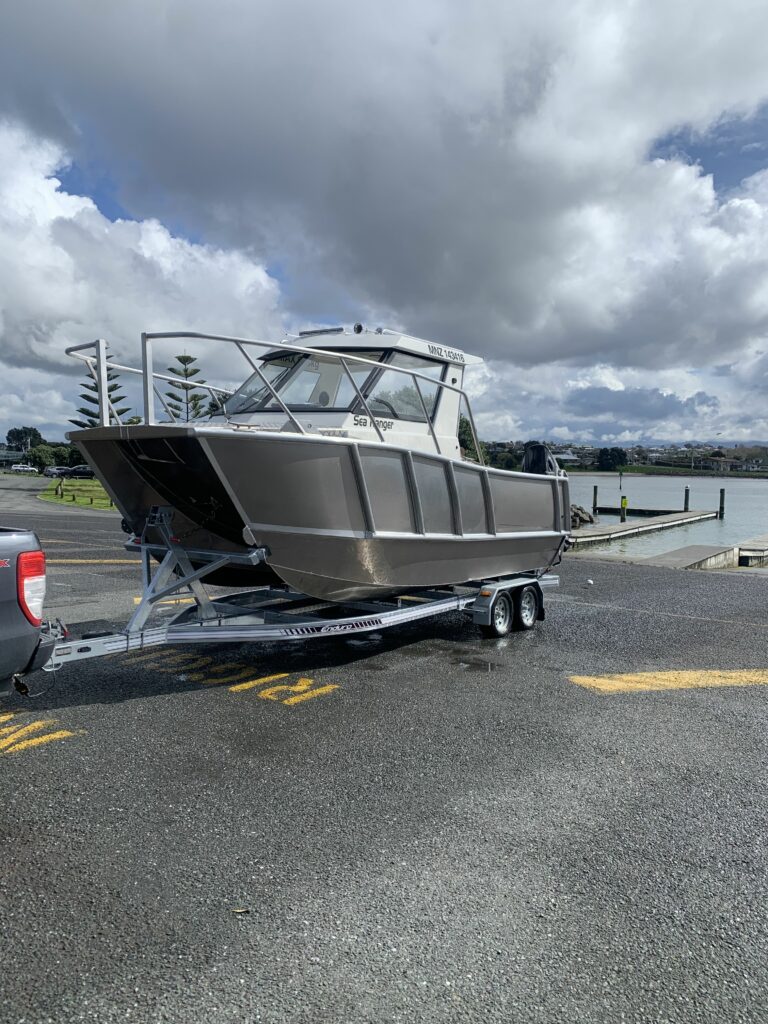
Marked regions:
[221,350,385,415]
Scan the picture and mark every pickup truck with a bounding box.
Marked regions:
[0,528,55,694]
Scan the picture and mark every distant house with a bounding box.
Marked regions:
[700,457,762,472]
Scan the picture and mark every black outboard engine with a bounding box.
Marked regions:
[521,443,559,475]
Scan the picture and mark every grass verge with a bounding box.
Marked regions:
[40,478,116,511]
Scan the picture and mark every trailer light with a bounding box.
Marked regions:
[17,550,46,626]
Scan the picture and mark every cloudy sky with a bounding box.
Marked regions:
[1,0,768,445]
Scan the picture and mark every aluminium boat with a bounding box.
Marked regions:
[66,326,571,602]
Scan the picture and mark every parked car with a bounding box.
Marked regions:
[43,465,69,478]
[64,464,96,479]
[0,527,55,694]
[9,464,39,474]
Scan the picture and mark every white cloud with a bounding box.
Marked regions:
[0,121,282,438]
[1,3,768,441]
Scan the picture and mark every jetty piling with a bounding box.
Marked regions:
[719,488,726,519]
[592,485,598,514]
[684,486,690,512]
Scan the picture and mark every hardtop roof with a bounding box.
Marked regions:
[282,326,483,366]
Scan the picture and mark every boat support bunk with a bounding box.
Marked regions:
[43,507,561,671]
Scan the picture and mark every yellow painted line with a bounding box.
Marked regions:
[132,596,195,606]
[0,720,55,750]
[187,664,256,684]
[283,684,339,705]
[2,730,79,755]
[570,670,768,694]
[194,671,261,685]
[258,676,322,702]
[124,651,194,665]
[0,713,16,725]
[47,559,137,565]
[148,657,213,673]
[229,673,289,693]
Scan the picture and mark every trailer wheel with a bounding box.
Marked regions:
[514,584,540,631]
[480,592,513,638]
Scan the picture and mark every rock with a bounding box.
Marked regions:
[570,504,596,528]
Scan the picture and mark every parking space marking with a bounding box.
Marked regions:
[132,596,195,606]
[229,673,289,693]
[125,651,192,665]
[112,658,340,705]
[4,730,78,755]
[229,673,339,704]
[570,669,768,694]
[283,684,340,705]
[0,714,80,755]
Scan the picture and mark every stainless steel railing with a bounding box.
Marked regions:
[65,330,485,465]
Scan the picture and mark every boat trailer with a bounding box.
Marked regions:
[43,508,560,672]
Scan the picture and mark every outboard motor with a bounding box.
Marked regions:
[522,443,559,475]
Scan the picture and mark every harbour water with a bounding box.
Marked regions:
[568,473,768,557]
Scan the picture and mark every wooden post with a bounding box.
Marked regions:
[620,495,628,523]
[719,488,725,520]
[592,485,598,514]
[684,486,690,512]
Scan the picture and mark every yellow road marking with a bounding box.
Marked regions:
[283,684,340,705]
[125,651,194,665]
[192,672,256,685]
[2,730,79,755]
[148,657,213,673]
[188,665,260,684]
[259,676,314,701]
[132,596,195,606]
[229,673,289,693]
[47,559,137,565]
[570,669,768,694]
[0,720,56,750]
[0,713,16,725]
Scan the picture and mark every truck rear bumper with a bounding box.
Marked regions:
[0,631,57,695]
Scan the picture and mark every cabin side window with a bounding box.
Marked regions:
[363,353,446,423]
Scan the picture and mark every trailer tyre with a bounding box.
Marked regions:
[514,584,540,631]
[480,592,513,638]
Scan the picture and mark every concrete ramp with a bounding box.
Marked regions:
[738,534,768,567]
[642,545,738,570]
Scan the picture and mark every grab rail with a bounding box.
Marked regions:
[65,329,485,465]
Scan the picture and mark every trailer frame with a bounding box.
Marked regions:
[43,508,560,671]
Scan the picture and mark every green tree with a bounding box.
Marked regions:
[6,426,44,450]
[69,369,131,428]
[165,354,209,421]
[597,447,627,471]
[458,415,488,463]
[27,444,55,471]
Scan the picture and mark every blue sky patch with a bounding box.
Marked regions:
[56,159,131,222]
[650,103,768,192]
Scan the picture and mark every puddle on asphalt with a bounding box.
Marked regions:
[450,658,501,673]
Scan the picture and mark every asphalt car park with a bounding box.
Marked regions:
[2,476,768,1023]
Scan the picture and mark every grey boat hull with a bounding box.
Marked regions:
[71,425,570,602]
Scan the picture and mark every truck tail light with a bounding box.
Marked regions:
[17,550,46,626]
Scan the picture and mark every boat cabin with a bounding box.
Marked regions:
[213,325,484,459]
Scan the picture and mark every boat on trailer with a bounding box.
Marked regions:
[66,325,571,602]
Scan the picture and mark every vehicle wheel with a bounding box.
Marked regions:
[514,584,540,631]
[480,591,513,638]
